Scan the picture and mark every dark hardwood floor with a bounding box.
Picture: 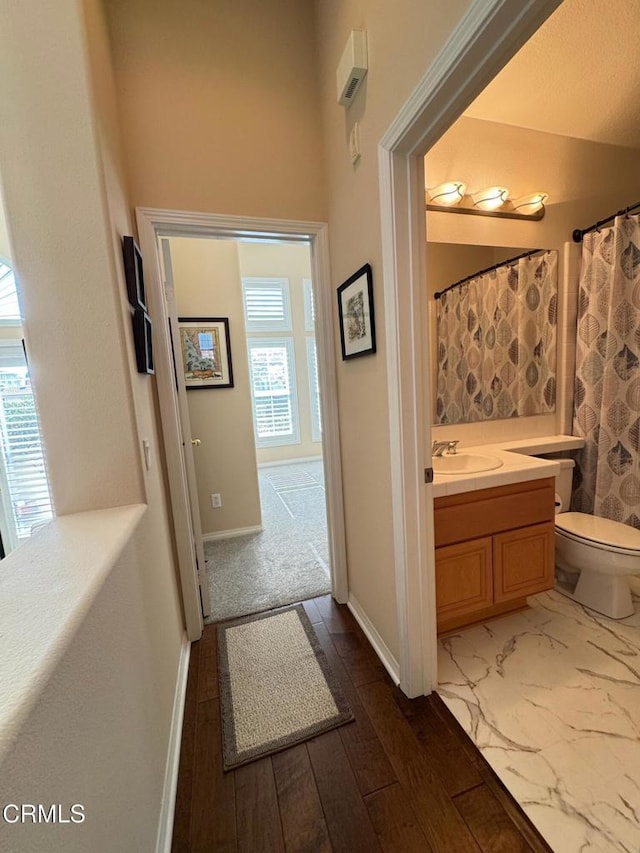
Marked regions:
[172,596,552,852]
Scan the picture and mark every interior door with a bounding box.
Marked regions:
[160,239,211,617]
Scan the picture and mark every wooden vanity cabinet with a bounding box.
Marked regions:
[434,477,555,633]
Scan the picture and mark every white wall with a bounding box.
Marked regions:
[0,533,183,852]
[0,2,186,850]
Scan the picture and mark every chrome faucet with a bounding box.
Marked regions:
[432,440,460,457]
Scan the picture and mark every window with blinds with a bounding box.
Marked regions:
[306,337,322,442]
[303,278,315,332]
[0,260,21,324]
[247,339,299,446]
[242,278,292,332]
[0,341,52,547]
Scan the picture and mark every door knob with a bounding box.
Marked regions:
[191,438,201,447]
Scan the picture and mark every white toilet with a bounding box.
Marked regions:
[554,458,640,619]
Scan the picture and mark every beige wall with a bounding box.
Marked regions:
[0,195,12,260]
[426,118,640,446]
[0,0,144,516]
[238,241,321,464]
[0,2,186,850]
[105,0,327,222]
[314,0,473,658]
[104,0,474,668]
[168,237,262,536]
[426,117,640,249]
[168,238,320,536]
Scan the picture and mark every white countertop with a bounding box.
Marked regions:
[432,434,584,498]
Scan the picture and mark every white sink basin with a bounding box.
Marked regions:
[432,452,503,474]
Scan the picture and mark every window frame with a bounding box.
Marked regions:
[0,339,53,550]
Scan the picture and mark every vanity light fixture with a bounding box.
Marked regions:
[471,186,509,210]
[426,183,548,221]
[512,192,548,215]
[426,181,466,206]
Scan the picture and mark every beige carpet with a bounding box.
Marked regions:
[205,461,330,623]
[217,604,353,770]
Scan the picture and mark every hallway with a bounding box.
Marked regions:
[172,596,550,852]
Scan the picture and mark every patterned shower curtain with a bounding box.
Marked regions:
[435,250,557,423]
[572,215,640,528]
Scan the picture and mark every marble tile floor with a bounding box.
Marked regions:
[438,589,640,852]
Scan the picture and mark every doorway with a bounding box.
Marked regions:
[164,235,331,621]
[137,209,347,637]
[377,0,563,696]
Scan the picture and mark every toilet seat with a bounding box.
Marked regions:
[555,511,640,557]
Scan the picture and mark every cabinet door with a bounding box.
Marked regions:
[493,521,555,603]
[435,537,493,630]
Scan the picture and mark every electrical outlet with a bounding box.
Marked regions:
[210,493,222,508]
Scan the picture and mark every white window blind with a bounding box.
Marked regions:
[247,339,300,447]
[303,278,315,332]
[306,337,322,442]
[0,259,21,324]
[0,343,52,544]
[242,278,292,332]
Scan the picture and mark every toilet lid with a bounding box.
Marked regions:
[556,512,640,552]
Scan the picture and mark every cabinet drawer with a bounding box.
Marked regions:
[493,521,555,602]
[434,477,555,547]
[435,537,493,630]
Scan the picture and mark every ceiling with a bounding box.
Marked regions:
[464,0,640,149]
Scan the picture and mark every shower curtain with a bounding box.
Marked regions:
[435,250,557,423]
[572,214,640,528]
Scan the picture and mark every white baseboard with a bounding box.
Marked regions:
[257,456,322,468]
[156,633,191,853]
[347,594,400,686]
[202,525,263,542]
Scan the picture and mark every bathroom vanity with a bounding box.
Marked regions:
[431,436,584,634]
[434,477,555,633]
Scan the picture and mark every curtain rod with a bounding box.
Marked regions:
[433,248,544,300]
[572,200,640,243]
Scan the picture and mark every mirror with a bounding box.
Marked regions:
[427,243,558,424]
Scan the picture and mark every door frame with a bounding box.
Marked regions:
[136,208,347,637]
[378,0,562,696]
[159,238,211,619]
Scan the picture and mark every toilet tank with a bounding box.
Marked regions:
[554,458,575,513]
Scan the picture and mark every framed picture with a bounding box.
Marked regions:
[122,235,147,310]
[337,263,376,360]
[133,308,154,375]
[178,317,234,389]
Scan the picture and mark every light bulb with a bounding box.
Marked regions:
[426,181,466,206]
[512,192,548,215]
[471,186,509,210]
